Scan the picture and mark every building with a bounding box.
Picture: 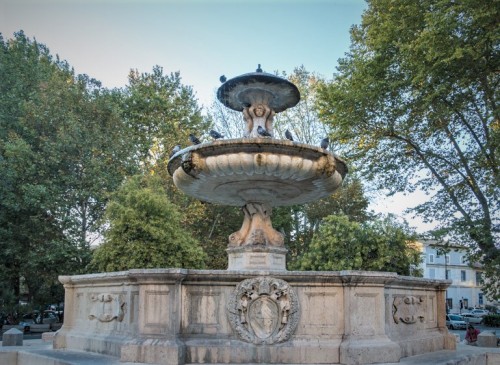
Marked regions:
[418,240,496,314]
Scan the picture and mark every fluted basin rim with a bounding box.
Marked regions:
[167,138,347,178]
[167,139,348,207]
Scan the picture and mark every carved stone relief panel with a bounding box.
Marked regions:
[88,293,125,322]
[428,295,435,323]
[302,291,339,335]
[352,293,378,336]
[227,277,299,345]
[186,290,221,334]
[393,295,426,324]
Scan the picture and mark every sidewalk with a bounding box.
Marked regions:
[1,339,499,365]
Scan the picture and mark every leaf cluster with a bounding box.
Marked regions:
[89,175,206,271]
[293,214,421,275]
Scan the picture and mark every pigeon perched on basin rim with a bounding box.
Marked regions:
[169,144,181,157]
[257,125,272,137]
[209,130,224,139]
[320,137,329,150]
[189,133,201,145]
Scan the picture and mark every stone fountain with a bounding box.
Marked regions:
[51,68,456,365]
[168,69,346,271]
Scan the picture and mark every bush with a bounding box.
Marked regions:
[482,314,500,327]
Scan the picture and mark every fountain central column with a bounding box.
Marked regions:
[227,202,287,270]
[226,98,287,270]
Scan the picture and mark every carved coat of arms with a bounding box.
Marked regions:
[227,277,299,344]
[393,295,425,324]
[88,293,125,322]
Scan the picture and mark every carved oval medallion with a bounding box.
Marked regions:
[248,296,280,339]
[227,277,300,345]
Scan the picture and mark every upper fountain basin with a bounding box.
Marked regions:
[167,139,347,207]
[217,72,300,112]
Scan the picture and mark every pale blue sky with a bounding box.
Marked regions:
[1,0,366,106]
[0,0,436,232]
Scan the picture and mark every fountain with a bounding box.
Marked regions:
[50,68,456,365]
[168,68,346,270]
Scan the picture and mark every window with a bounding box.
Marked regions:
[445,269,451,280]
[461,270,466,282]
[478,293,483,305]
[445,255,450,264]
[429,254,434,263]
[476,272,483,286]
[446,298,453,311]
[429,268,435,279]
[463,298,468,309]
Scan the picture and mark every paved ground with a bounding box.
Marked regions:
[1,338,499,365]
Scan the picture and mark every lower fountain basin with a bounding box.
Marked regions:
[53,269,456,365]
[167,139,347,207]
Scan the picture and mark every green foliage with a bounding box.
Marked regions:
[482,314,500,327]
[293,215,421,275]
[0,31,137,307]
[317,0,499,297]
[286,176,371,268]
[186,204,243,270]
[90,175,206,271]
[122,66,209,174]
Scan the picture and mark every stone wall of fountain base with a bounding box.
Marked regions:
[54,269,455,365]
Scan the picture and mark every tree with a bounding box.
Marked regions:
[122,66,209,175]
[0,32,136,307]
[294,214,422,275]
[317,0,499,297]
[286,176,371,268]
[273,66,329,145]
[90,175,206,271]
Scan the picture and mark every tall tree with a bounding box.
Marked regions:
[317,0,499,297]
[0,32,135,306]
[89,174,206,271]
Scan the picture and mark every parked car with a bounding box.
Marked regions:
[446,314,467,330]
[21,312,38,324]
[469,309,489,317]
[460,313,484,324]
[38,310,59,324]
[21,310,59,324]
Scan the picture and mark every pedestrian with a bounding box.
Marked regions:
[465,324,480,345]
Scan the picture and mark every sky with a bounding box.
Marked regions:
[1,0,367,106]
[0,0,436,233]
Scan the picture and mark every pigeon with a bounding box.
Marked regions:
[320,137,329,150]
[285,129,294,141]
[189,133,201,145]
[257,125,272,137]
[209,129,224,139]
[256,64,263,73]
[219,75,226,83]
[169,144,181,158]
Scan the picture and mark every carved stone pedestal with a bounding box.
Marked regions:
[227,245,287,270]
